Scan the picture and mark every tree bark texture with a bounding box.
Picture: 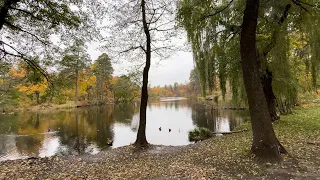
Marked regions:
[240,0,286,161]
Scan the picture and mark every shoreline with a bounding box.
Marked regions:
[0,130,319,179]
[0,105,319,179]
[5,101,115,113]
[3,97,251,114]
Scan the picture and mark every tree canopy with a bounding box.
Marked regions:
[178,0,320,112]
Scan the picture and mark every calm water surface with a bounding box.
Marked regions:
[0,99,249,161]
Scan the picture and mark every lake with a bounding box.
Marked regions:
[0,99,249,161]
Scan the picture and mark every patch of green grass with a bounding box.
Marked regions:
[234,106,320,136]
[276,106,320,132]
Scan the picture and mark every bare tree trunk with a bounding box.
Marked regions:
[240,0,286,162]
[135,0,150,148]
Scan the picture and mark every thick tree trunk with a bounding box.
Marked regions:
[135,0,150,148]
[261,69,279,121]
[240,0,286,161]
[75,69,79,103]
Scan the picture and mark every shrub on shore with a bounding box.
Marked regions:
[188,127,212,142]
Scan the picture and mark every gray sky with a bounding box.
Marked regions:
[148,51,194,86]
[87,43,194,87]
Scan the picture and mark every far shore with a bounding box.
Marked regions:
[5,101,112,113]
[1,97,251,114]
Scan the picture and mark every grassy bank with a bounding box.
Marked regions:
[0,106,319,179]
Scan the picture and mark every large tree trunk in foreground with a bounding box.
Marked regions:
[135,0,150,147]
[240,0,286,161]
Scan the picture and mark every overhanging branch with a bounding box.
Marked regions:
[120,45,147,54]
[4,21,49,45]
[199,0,235,22]
[0,41,53,91]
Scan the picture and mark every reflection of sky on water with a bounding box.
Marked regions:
[39,135,59,157]
[0,100,248,161]
[113,124,136,148]
[146,103,193,146]
[215,118,231,132]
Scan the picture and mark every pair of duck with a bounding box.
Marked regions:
[159,127,171,132]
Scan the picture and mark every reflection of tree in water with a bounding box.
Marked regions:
[0,114,19,134]
[34,113,40,129]
[1,105,139,158]
[16,113,44,156]
[56,111,86,155]
[174,101,179,111]
[154,100,189,110]
[56,106,116,155]
[113,103,137,124]
[74,112,85,154]
[92,106,114,149]
[164,102,168,109]
[191,103,248,132]
[0,137,6,157]
[15,135,43,156]
[191,104,216,131]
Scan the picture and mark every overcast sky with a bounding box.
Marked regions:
[87,43,194,87]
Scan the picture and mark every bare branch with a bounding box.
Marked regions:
[152,19,175,29]
[149,27,175,32]
[120,45,146,54]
